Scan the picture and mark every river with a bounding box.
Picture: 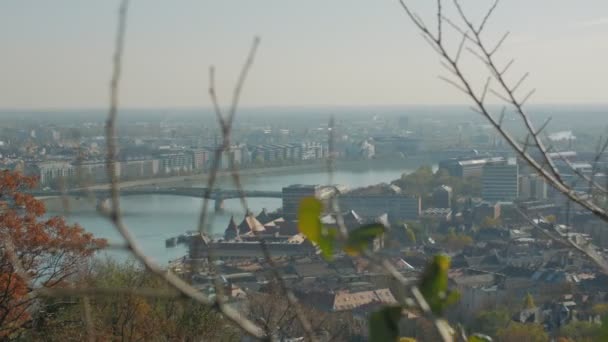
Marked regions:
[47,161,428,264]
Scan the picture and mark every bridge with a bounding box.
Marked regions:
[31,187,283,212]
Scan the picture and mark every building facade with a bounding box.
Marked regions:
[482,161,519,202]
[282,184,338,221]
[338,194,421,221]
[439,156,505,178]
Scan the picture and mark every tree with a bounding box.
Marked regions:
[442,229,473,252]
[480,216,502,230]
[496,323,548,342]
[0,170,106,339]
[471,309,511,337]
[558,321,602,342]
[544,215,557,224]
[592,303,608,316]
[28,258,235,341]
[523,293,535,309]
[247,282,361,341]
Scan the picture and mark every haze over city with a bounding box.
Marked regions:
[2,1,608,341]
[2,0,608,108]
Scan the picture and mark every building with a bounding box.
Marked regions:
[482,160,519,202]
[371,136,419,157]
[37,161,74,186]
[190,149,209,172]
[119,158,159,180]
[433,185,453,208]
[519,174,548,200]
[281,184,340,221]
[338,194,421,221]
[159,153,193,174]
[439,156,505,178]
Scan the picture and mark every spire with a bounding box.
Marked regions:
[224,215,239,240]
[256,208,271,224]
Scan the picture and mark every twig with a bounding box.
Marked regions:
[82,296,95,342]
[398,0,608,224]
[206,37,318,342]
[101,1,266,338]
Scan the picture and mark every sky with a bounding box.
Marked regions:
[0,0,607,109]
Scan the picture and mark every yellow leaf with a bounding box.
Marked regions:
[297,197,322,243]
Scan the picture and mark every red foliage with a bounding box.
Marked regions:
[0,171,106,338]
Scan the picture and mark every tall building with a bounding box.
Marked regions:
[433,185,453,208]
[281,184,339,221]
[518,174,548,200]
[482,160,519,202]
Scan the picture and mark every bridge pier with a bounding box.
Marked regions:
[214,198,224,212]
[96,196,110,211]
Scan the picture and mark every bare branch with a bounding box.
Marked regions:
[498,106,506,126]
[421,33,443,55]
[437,0,443,42]
[500,58,515,75]
[438,75,469,95]
[466,46,488,66]
[515,206,608,273]
[490,31,510,56]
[511,72,530,93]
[478,0,500,34]
[489,88,510,103]
[440,60,458,76]
[398,0,608,223]
[455,29,468,63]
[534,117,552,137]
[481,76,492,103]
[226,36,260,129]
[398,0,429,33]
[521,134,531,154]
[521,88,536,105]
[37,287,183,299]
[82,296,95,342]
[469,106,483,115]
[100,2,266,338]
[441,15,473,42]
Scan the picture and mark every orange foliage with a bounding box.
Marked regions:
[0,170,106,338]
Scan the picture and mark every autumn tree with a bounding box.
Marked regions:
[480,216,502,230]
[0,171,106,339]
[441,229,473,252]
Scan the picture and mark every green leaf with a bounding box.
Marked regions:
[318,227,337,260]
[344,223,386,256]
[418,255,458,315]
[468,334,493,342]
[297,197,336,260]
[445,290,461,307]
[297,197,323,243]
[369,306,402,342]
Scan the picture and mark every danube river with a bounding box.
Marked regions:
[47,160,431,264]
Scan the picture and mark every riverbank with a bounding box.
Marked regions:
[77,157,437,191]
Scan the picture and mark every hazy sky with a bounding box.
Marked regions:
[1,0,607,109]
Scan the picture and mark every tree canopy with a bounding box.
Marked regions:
[0,171,106,339]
